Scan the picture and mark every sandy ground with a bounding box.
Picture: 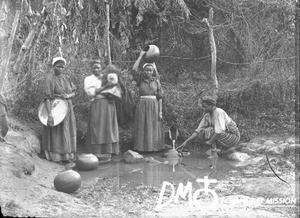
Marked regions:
[0,127,299,217]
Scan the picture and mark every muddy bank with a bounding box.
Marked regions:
[0,123,299,217]
[0,124,127,217]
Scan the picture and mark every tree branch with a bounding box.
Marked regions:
[202,8,218,99]
[13,9,49,75]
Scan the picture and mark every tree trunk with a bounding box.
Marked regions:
[105,0,111,65]
[0,0,20,92]
[13,10,49,75]
[203,8,218,99]
[295,0,300,142]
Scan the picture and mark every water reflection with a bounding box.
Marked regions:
[143,162,161,186]
[79,153,238,188]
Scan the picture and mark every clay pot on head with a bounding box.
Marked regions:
[54,169,81,193]
[143,45,160,63]
[75,153,99,171]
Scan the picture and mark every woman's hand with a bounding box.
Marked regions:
[158,111,163,120]
[61,93,69,99]
[133,49,146,71]
[139,50,146,58]
[153,62,157,71]
[47,114,54,126]
[99,84,114,92]
[205,141,212,146]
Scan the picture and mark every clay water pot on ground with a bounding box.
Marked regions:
[75,153,99,171]
[143,45,160,63]
[54,169,81,193]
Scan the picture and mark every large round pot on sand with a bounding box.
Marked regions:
[143,45,160,63]
[75,153,99,171]
[54,169,81,193]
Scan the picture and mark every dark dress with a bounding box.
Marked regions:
[132,70,165,152]
[84,74,120,155]
[42,73,77,162]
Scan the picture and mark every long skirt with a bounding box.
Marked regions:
[86,97,119,155]
[42,99,77,162]
[134,98,165,152]
[201,121,240,150]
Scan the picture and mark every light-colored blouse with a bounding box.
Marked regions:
[84,74,119,97]
[84,74,103,97]
[195,108,232,134]
[131,69,163,100]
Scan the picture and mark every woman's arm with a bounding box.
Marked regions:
[94,85,110,95]
[206,133,220,145]
[156,79,163,120]
[158,98,162,120]
[44,76,54,126]
[133,50,146,71]
[61,92,75,99]
[177,132,198,150]
[45,98,54,126]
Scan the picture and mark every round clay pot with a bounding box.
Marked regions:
[166,149,179,158]
[54,169,81,193]
[143,45,160,63]
[75,154,99,171]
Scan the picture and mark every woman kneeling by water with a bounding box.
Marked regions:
[179,96,240,159]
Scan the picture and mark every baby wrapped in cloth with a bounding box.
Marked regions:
[100,66,122,100]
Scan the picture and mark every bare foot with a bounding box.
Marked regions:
[0,135,5,142]
[207,151,218,159]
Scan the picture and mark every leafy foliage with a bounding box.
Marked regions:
[7,0,296,144]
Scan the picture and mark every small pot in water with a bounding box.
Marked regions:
[75,153,99,171]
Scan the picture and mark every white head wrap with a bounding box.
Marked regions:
[52,57,66,66]
[142,63,155,69]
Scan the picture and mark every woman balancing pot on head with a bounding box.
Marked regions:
[84,60,121,157]
[42,57,77,164]
[131,46,165,152]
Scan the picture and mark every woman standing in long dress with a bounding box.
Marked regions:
[84,60,120,156]
[131,50,165,152]
[42,57,77,163]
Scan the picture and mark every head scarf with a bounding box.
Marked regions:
[142,63,155,69]
[202,96,217,106]
[90,59,102,67]
[142,63,161,80]
[52,57,66,66]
